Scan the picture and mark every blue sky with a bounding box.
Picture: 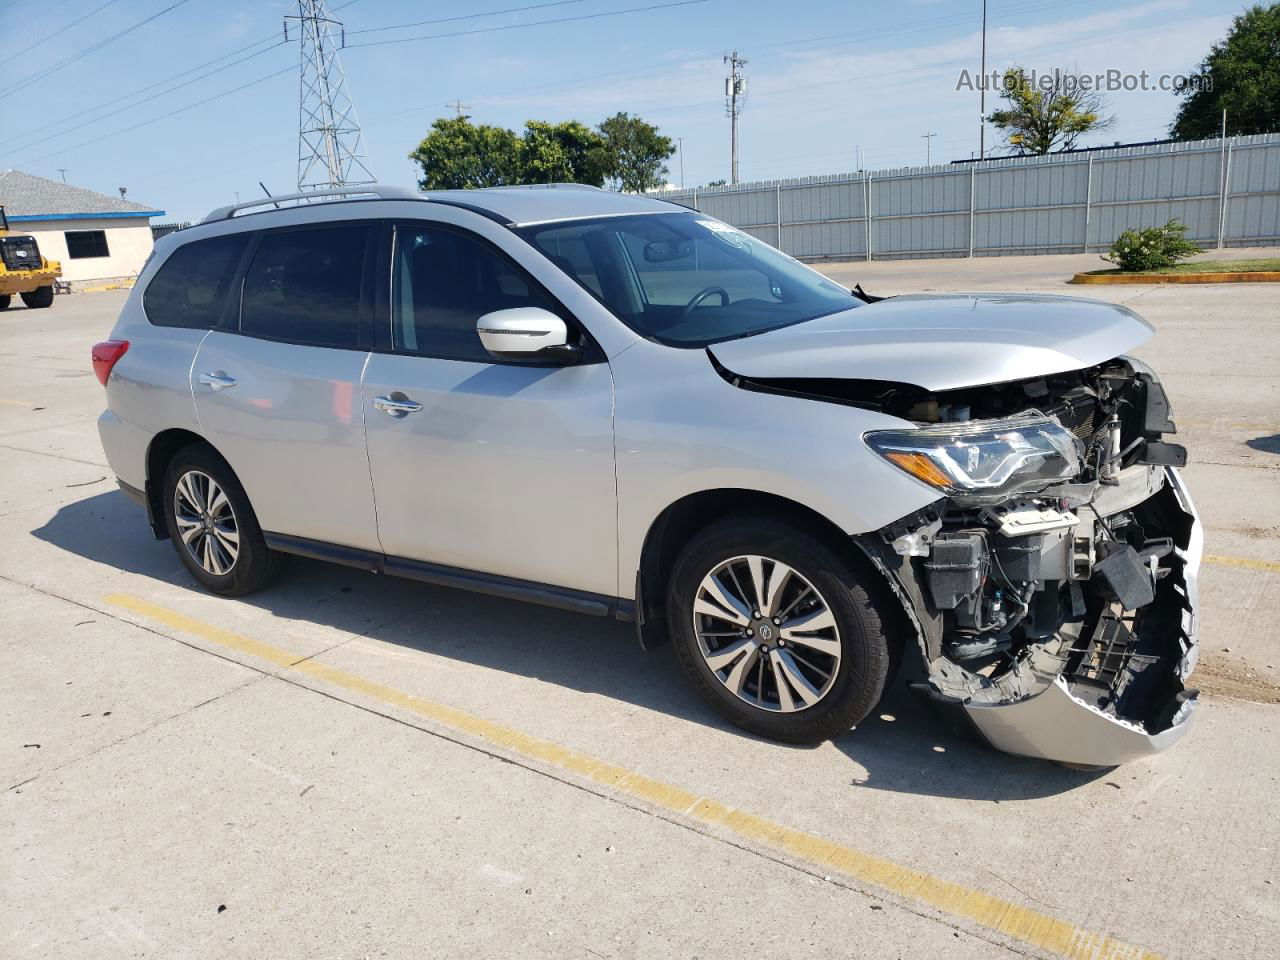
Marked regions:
[0,0,1243,221]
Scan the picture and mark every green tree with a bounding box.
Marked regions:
[987,67,1114,155]
[597,112,675,192]
[1171,3,1280,140]
[520,120,608,186]
[408,116,521,189]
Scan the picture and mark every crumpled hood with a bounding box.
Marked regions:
[708,293,1153,392]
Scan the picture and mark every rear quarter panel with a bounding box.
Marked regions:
[97,245,208,490]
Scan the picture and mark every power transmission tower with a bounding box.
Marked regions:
[287,0,375,191]
[723,51,747,184]
[446,99,472,118]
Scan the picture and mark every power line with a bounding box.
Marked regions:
[6,0,197,94]
[2,0,125,60]
[1,41,286,156]
[7,0,624,167]
[373,0,1096,123]
[14,65,295,167]
[347,0,585,36]
[343,0,710,50]
[0,0,585,155]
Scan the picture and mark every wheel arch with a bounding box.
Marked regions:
[634,488,900,652]
[143,428,215,539]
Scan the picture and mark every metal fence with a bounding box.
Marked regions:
[150,221,191,240]
[649,134,1280,261]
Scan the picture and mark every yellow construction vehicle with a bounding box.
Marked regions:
[0,204,61,309]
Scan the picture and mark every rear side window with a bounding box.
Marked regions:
[143,234,248,329]
[240,224,370,349]
[392,223,555,362]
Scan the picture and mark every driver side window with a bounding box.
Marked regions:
[392,223,557,362]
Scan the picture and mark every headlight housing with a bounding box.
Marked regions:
[865,412,1082,505]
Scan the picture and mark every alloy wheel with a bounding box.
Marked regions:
[173,469,239,576]
[692,555,841,713]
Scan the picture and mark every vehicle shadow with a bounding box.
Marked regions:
[1246,434,1280,455]
[32,489,1109,801]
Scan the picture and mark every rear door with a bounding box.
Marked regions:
[191,221,381,552]
[361,219,617,598]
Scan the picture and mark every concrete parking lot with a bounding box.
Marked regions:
[3,254,1278,960]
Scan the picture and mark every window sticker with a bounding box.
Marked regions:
[695,219,751,250]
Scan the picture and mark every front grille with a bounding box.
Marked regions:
[0,236,41,271]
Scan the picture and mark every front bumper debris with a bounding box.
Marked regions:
[863,466,1202,766]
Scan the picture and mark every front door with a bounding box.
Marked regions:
[362,221,617,598]
[192,221,380,552]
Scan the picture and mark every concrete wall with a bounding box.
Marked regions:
[10,217,155,285]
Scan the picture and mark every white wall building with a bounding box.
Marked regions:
[0,170,164,287]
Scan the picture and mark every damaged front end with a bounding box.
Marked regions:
[858,357,1201,767]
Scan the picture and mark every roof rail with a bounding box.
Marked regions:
[202,184,422,223]
[498,183,605,192]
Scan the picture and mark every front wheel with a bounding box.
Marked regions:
[20,286,54,308]
[163,444,282,596]
[668,517,893,744]
[0,294,10,310]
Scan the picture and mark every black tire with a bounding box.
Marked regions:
[0,294,10,310]
[162,443,282,596]
[20,286,54,308]
[668,516,892,744]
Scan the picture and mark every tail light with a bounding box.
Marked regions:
[92,340,129,386]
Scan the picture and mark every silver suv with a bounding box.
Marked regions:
[95,184,1202,766]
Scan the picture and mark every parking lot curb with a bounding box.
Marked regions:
[1070,271,1280,284]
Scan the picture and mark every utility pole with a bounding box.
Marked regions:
[286,0,375,191]
[56,168,67,183]
[922,132,936,165]
[978,0,988,159]
[446,99,471,118]
[677,137,685,188]
[723,50,748,184]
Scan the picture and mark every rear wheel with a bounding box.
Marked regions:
[668,517,893,744]
[162,444,282,596]
[20,286,54,308]
[0,294,10,310]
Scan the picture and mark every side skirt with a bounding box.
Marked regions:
[263,532,635,622]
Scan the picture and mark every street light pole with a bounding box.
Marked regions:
[979,0,988,160]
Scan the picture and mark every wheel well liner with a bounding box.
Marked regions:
[143,428,208,539]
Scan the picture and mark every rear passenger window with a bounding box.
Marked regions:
[393,224,556,362]
[240,224,370,349]
[143,234,248,329]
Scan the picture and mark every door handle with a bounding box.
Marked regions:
[373,393,422,417]
[198,371,237,391]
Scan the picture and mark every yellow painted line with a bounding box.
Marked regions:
[106,592,1159,960]
[1205,554,1280,573]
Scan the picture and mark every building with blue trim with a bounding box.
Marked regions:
[0,170,165,288]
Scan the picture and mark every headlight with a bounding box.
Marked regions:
[865,412,1082,504]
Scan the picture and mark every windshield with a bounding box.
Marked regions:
[514,212,858,346]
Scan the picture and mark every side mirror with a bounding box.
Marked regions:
[477,307,580,363]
